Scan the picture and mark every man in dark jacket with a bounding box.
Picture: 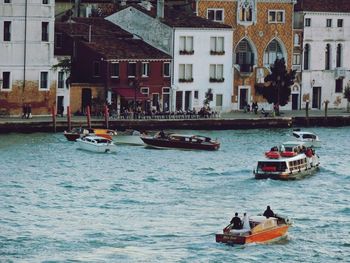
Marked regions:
[230,212,242,229]
[263,206,275,218]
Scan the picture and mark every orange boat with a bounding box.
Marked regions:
[92,129,117,140]
[216,215,290,245]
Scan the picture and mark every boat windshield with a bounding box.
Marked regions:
[302,134,316,139]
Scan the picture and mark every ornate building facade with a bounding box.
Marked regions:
[197,0,296,110]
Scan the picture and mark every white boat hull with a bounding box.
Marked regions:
[113,135,144,145]
[76,140,117,153]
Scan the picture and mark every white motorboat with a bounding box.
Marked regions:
[113,130,144,145]
[292,129,321,148]
[254,141,320,180]
[76,136,117,153]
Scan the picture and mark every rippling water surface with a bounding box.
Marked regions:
[1,127,349,262]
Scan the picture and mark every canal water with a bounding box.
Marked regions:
[0,128,349,262]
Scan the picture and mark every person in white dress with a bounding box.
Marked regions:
[242,213,250,230]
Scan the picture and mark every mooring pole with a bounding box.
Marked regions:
[67,106,71,131]
[51,105,56,133]
[87,105,91,129]
[104,104,109,129]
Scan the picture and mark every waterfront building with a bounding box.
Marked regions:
[55,17,171,115]
[295,0,350,110]
[0,0,55,116]
[106,1,234,112]
[196,0,296,111]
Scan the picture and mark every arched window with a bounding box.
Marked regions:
[235,39,255,73]
[294,34,300,46]
[237,0,255,24]
[336,44,342,68]
[264,39,284,66]
[304,44,310,70]
[325,44,331,70]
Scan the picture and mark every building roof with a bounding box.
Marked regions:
[128,4,232,29]
[83,37,172,60]
[55,17,132,39]
[295,0,350,13]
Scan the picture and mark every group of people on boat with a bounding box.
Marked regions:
[229,206,275,230]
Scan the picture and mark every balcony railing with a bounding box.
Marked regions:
[179,50,194,55]
[238,64,253,73]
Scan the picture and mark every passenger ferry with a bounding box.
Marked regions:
[254,141,320,180]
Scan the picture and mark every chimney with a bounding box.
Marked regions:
[157,0,164,19]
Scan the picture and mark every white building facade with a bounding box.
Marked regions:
[297,9,350,109]
[0,0,56,116]
[107,5,234,113]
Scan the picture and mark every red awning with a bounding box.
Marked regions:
[113,88,148,100]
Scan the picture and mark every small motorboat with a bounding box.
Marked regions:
[76,135,117,153]
[113,130,144,145]
[92,128,117,140]
[63,127,92,141]
[140,132,220,151]
[216,214,290,245]
[292,129,321,148]
[255,141,320,180]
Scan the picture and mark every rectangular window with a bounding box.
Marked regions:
[55,33,63,48]
[209,64,224,81]
[93,61,100,77]
[179,36,193,54]
[326,19,332,27]
[152,93,159,107]
[110,63,119,78]
[141,62,149,77]
[179,64,193,81]
[163,62,170,77]
[268,10,285,23]
[2,72,10,89]
[58,71,64,89]
[162,87,170,94]
[194,90,199,99]
[4,0,11,3]
[42,0,49,4]
[216,94,223,107]
[210,36,224,53]
[3,21,11,41]
[335,78,343,93]
[42,22,49,42]
[140,87,149,95]
[337,19,343,28]
[293,54,301,65]
[305,18,311,27]
[40,72,48,89]
[128,62,136,77]
[207,9,224,22]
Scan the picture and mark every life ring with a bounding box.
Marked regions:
[265,151,280,159]
[281,151,297,157]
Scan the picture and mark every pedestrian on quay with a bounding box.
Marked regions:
[22,103,27,119]
[26,104,32,119]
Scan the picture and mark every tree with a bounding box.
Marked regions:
[51,58,71,88]
[344,83,350,113]
[203,88,213,107]
[256,58,296,108]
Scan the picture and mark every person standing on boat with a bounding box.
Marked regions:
[242,213,250,230]
[263,206,275,218]
[230,212,242,229]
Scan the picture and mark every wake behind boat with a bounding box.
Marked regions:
[254,141,320,180]
[140,132,220,151]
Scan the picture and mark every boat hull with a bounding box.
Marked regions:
[64,133,81,141]
[113,135,144,145]
[216,225,289,245]
[141,137,220,151]
[255,165,319,180]
[76,141,117,153]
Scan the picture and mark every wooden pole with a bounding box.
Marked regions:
[51,105,56,133]
[104,104,109,129]
[67,106,71,131]
[305,100,309,126]
[87,105,91,129]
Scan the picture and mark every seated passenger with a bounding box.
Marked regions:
[263,206,275,218]
[242,213,251,230]
[230,212,242,229]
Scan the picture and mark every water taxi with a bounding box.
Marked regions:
[292,129,321,148]
[216,215,290,245]
[254,141,320,180]
[140,132,220,151]
[76,135,117,153]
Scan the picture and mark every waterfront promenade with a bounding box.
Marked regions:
[0,109,349,133]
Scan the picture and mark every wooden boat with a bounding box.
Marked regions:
[140,132,220,151]
[292,129,321,148]
[255,141,320,180]
[76,135,117,153]
[216,215,290,245]
[63,127,91,141]
[113,130,144,145]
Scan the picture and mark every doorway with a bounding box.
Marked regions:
[176,91,183,111]
[312,86,321,109]
[185,91,191,111]
[239,88,248,110]
[82,88,92,113]
[292,94,299,110]
[57,96,64,115]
